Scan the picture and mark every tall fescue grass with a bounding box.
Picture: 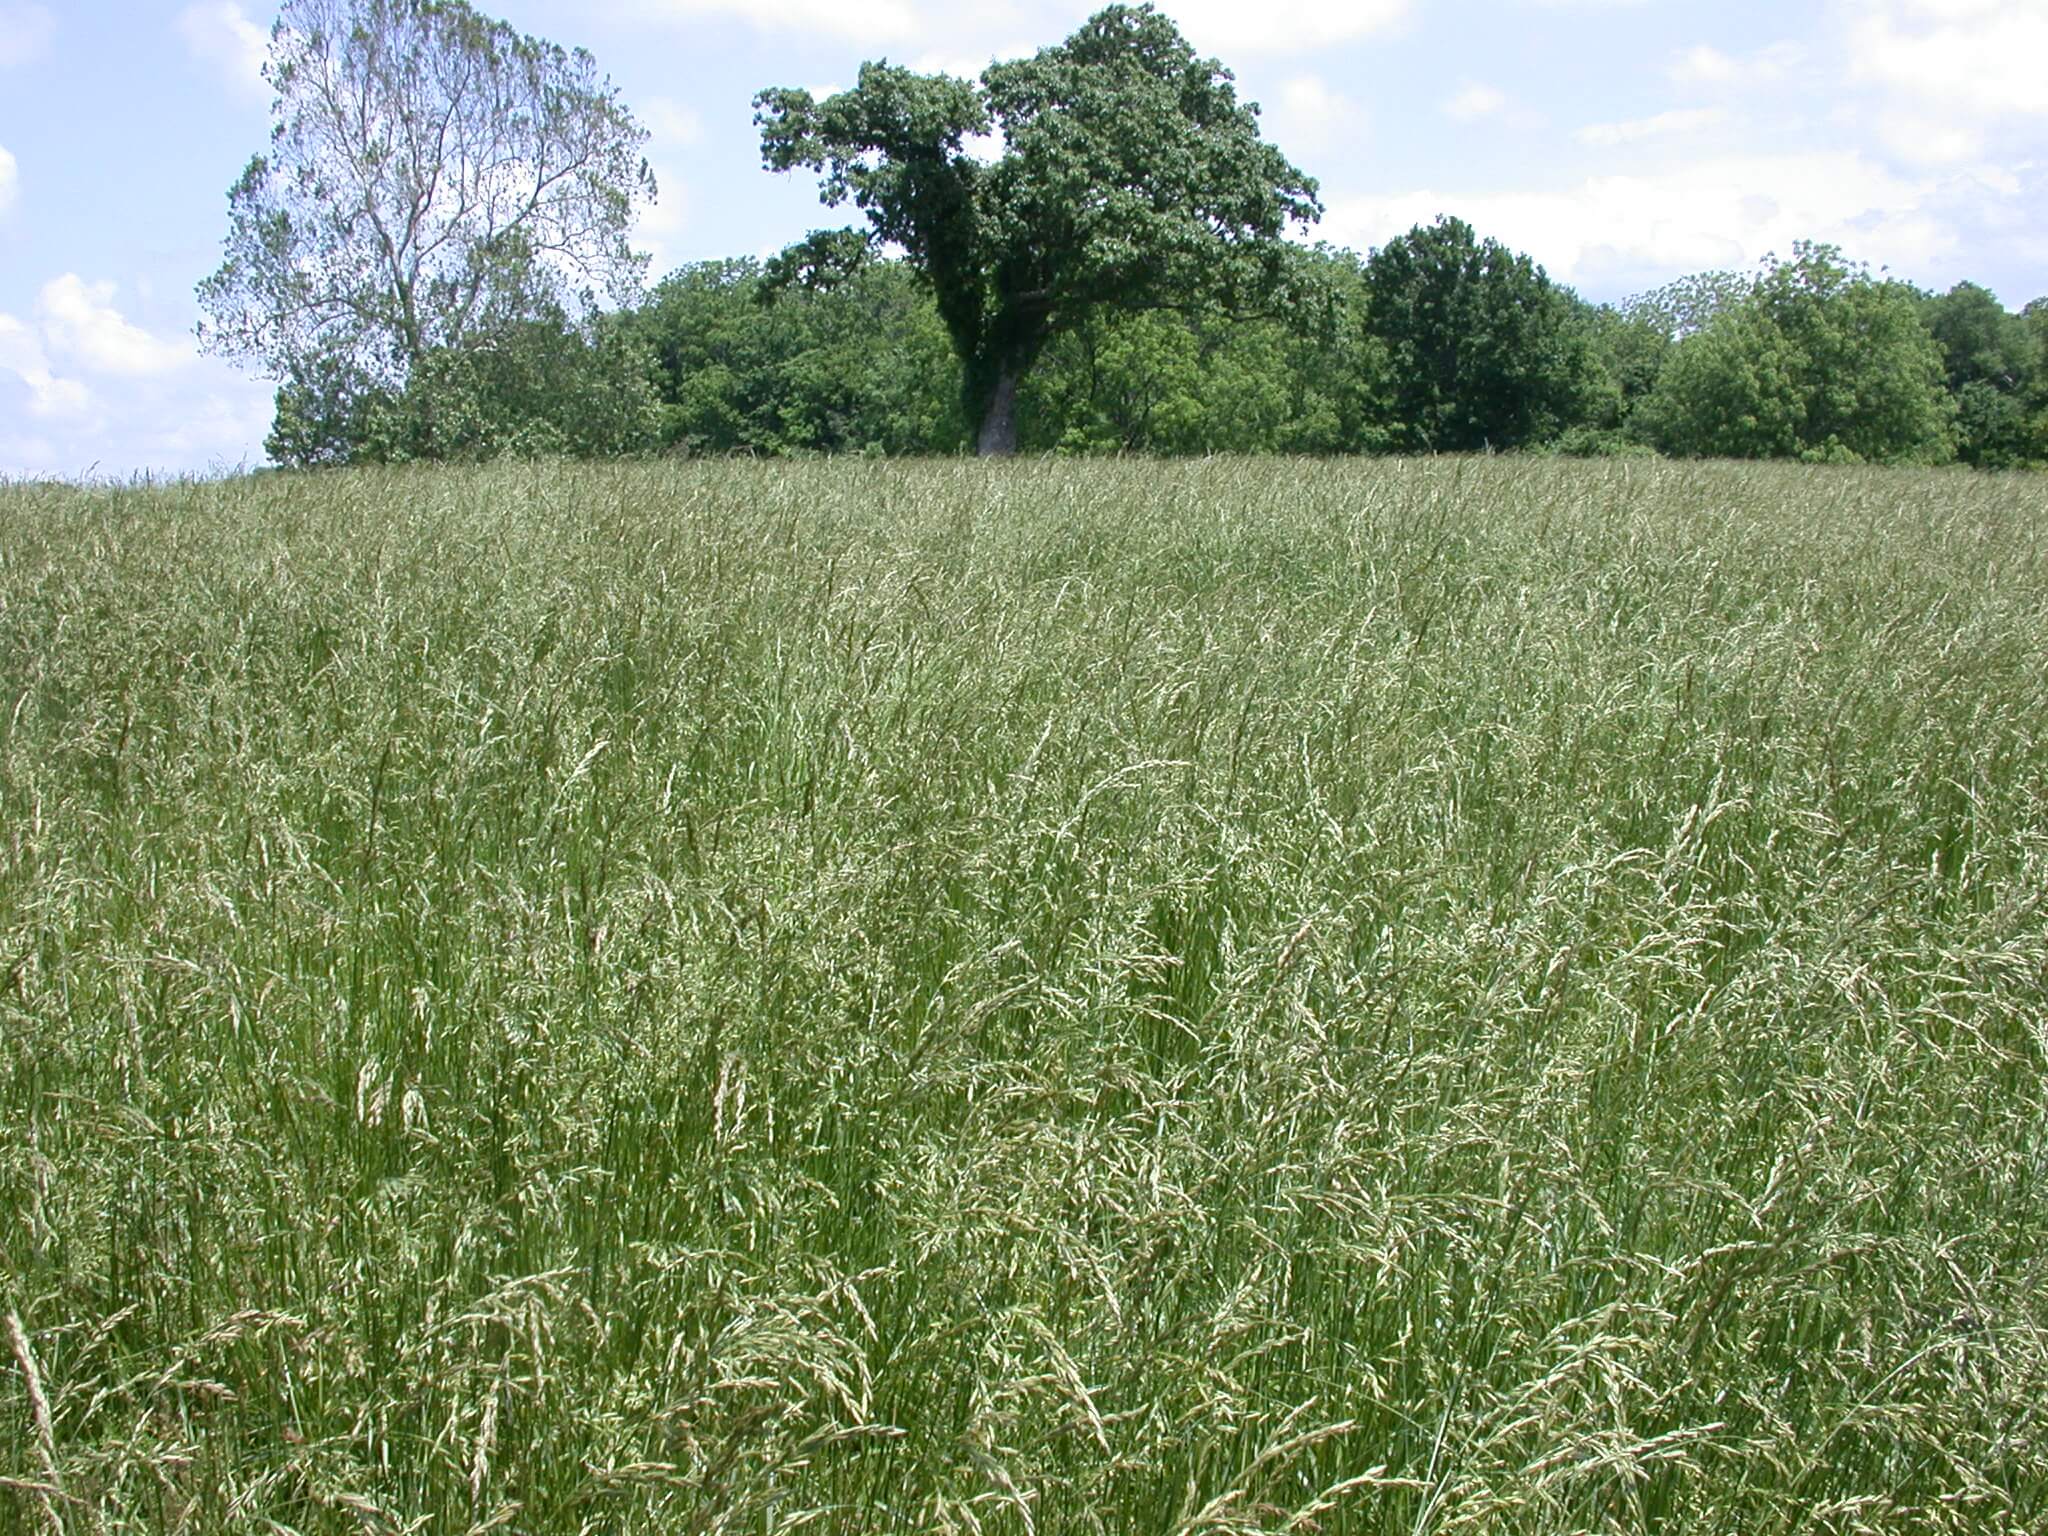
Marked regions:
[2,456,2045,1533]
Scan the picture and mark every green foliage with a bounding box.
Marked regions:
[2027,297,2048,376]
[1020,248,1390,454]
[1921,282,2035,392]
[2029,299,2048,462]
[1361,216,1601,452]
[1919,282,2041,468]
[1622,269,1751,340]
[1542,424,1659,459]
[760,227,879,296]
[1575,304,1670,429]
[620,245,1382,459]
[6,459,2048,1530]
[624,258,967,455]
[1025,308,1300,454]
[1639,244,1957,465]
[266,307,662,466]
[1635,303,1809,461]
[755,3,1319,451]
[264,353,396,468]
[389,313,662,461]
[1023,308,1215,452]
[1952,380,2041,471]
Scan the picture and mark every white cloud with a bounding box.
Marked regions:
[617,0,922,44]
[615,0,1408,56]
[1325,150,1980,296]
[961,128,1005,163]
[0,142,16,216]
[1266,75,1365,156]
[0,313,94,420]
[631,104,702,264]
[137,387,276,473]
[912,50,1005,79]
[635,166,690,277]
[1158,0,1410,55]
[1575,107,1726,148]
[1443,83,1507,122]
[1873,114,1985,167]
[0,3,54,69]
[640,96,704,146]
[1847,1,2048,119]
[1670,40,1804,87]
[1669,43,1735,84]
[37,276,193,378]
[177,1,269,103]
[0,325,275,478]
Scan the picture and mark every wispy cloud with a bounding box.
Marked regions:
[2,292,272,477]
[38,276,193,378]
[1576,107,1726,148]
[615,0,921,46]
[177,1,269,104]
[1443,82,1507,122]
[1266,74,1366,157]
[615,0,1411,57]
[1325,149,1978,294]
[640,97,706,147]
[0,312,94,421]
[1669,40,1804,87]
[1846,0,2048,119]
[634,167,690,277]
[1161,0,1411,55]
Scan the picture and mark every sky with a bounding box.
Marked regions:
[2,0,2045,478]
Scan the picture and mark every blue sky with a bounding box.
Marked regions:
[3,0,2044,477]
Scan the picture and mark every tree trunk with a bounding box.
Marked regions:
[976,364,1022,457]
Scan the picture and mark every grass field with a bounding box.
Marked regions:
[3,456,2046,1533]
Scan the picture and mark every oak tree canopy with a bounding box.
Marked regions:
[755,4,1320,455]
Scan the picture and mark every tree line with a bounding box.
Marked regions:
[202,1,2048,471]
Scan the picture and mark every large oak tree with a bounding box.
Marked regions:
[754,4,1319,455]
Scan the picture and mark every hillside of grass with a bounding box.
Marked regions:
[3,457,2046,1533]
